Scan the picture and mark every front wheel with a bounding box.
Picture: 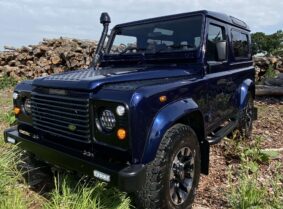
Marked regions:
[135,124,201,209]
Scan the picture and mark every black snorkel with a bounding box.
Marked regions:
[92,12,111,68]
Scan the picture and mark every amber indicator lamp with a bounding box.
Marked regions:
[13,107,21,115]
[117,128,126,140]
[159,95,167,103]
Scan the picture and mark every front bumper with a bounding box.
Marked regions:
[3,126,146,192]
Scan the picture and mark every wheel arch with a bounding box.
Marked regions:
[239,78,255,110]
[142,98,209,174]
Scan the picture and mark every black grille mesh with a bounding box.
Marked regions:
[31,93,90,142]
[100,110,116,131]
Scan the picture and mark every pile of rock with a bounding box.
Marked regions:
[0,38,97,80]
[254,56,283,81]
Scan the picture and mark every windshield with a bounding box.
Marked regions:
[107,15,203,55]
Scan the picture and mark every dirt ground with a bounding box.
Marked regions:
[193,97,283,209]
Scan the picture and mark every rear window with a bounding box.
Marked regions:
[231,29,250,59]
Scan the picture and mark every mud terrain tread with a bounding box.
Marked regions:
[135,124,199,209]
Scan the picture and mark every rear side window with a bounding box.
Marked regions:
[231,30,250,59]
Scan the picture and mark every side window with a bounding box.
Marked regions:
[231,30,249,59]
[206,24,226,61]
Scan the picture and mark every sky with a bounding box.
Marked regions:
[0,0,282,50]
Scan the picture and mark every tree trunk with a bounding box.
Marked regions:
[256,85,283,96]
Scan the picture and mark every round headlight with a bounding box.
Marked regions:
[100,109,116,131]
[23,98,32,114]
[116,105,125,116]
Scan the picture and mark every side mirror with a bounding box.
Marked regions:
[100,12,111,25]
[216,41,227,61]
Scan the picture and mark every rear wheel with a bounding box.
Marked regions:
[135,124,201,209]
[238,93,254,139]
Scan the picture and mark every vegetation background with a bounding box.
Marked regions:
[251,30,283,56]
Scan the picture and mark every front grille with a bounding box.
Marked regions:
[31,92,90,142]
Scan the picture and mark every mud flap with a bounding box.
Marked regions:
[200,139,209,175]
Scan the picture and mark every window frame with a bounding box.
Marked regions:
[231,28,251,61]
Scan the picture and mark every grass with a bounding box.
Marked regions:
[3,110,16,125]
[45,175,131,209]
[226,135,283,209]
[0,75,18,90]
[0,145,131,209]
[0,146,34,209]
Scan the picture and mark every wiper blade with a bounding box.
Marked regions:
[154,43,196,54]
[118,46,147,55]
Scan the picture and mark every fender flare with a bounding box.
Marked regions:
[141,98,202,163]
[239,78,255,110]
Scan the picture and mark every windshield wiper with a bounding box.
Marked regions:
[118,46,147,55]
[154,43,196,54]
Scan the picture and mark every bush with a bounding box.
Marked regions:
[0,75,17,89]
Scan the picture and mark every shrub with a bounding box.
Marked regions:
[0,75,17,89]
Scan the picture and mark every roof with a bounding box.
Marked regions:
[115,10,250,31]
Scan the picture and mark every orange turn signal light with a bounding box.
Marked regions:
[159,95,167,103]
[13,107,21,115]
[117,128,126,140]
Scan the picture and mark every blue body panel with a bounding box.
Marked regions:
[142,98,199,163]
[32,67,199,91]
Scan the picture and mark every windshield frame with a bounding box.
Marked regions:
[104,13,205,60]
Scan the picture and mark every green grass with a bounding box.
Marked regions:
[0,75,18,90]
[45,175,131,209]
[0,147,131,209]
[0,147,31,209]
[226,135,283,209]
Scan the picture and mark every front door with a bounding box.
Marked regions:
[204,20,233,130]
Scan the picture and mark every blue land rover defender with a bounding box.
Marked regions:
[4,10,256,209]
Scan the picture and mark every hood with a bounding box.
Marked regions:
[32,66,199,91]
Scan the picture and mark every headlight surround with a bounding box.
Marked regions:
[99,109,116,131]
[23,98,32,115]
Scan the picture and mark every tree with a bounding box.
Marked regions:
[251,30,283,55]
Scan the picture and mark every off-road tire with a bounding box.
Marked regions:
[238,92,254,139]
[135,124,201,209]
